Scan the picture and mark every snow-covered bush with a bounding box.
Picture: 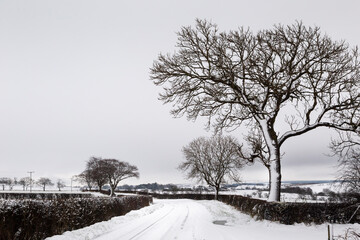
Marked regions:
[0,195,152,240]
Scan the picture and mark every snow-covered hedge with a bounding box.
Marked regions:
[219,195,359,225]
[0,195,152,240]
[0,192,92,200]
[132,191,215,200]
[130,191,359,224]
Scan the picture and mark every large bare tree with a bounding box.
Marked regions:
[86,157,108,191]
[151,19,360,201]
[180,135,245,199]
[101,159,139,197]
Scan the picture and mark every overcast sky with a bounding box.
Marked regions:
[1,0,359,186]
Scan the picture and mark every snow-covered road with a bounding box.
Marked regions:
[47,199,359,240]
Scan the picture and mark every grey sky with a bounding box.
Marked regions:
[1,0,359,185]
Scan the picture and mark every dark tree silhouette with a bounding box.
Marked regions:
[37,177,54,191]
[101,159,139,197]
[0,178,12,191]
[86,157,108,191]
[151,19,360,201]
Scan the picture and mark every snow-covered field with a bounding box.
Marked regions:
[219,181,343,202]
[46,198,359,240]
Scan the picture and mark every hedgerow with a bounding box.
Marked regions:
[217,195,359,225]
[0,195,152,240]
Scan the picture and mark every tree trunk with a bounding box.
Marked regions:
[258,119,282,202]
[267,166,271,194]
[110,184,116,197]
[215,186,219,200]
[267,159,281,201]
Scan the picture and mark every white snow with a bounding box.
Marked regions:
[46,198,359,240]
[300,182,341,194]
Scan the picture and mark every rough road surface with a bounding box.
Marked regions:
[47,199,359,240]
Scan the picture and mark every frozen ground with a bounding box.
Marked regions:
[46,198,359,240]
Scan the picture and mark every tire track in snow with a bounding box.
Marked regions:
[128,205,175,240]
[180,205,189,230]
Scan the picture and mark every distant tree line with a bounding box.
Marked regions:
[119,183,182,191]
[281,186,313,196]
[117,182,212,193]
[0,177,67,191]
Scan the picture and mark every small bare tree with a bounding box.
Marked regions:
[101,159,139,197]
[151,19,360,201]
[37,177,54,191]
[18,178,26,191]
[56,179,66,191]
[330,132,360,193]
[335,228,360,240]
[19,177,32,191]
[77,170,94,191]
[0,178,12,191]
[11,178,17,190]
[179,135,245,199]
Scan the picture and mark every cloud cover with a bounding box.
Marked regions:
[0,0,359,185]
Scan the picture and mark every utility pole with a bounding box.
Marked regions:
[28,171,34,193]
